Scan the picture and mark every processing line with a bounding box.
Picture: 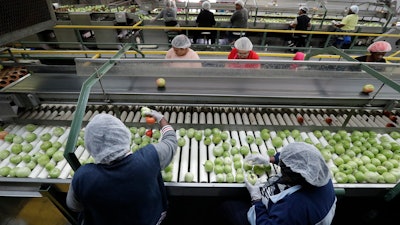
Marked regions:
[0,55,400,223]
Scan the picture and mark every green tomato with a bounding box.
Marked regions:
[24,132,37,143]
[22,154,31,163]
[52,151,64,162]
[40,141,53,151]
[4,133,16,143]
[52,127,65,137]
[25,124,37,132]
[9,155,22,165]
[15,167,31,178]
[40,133,52,141]
[46,147,58,157]
[22,143,34,153]
[11,144,23,154]
[0,166,11,177]
[12,135,24,144]
[0,149,10,160]
[49,168,61,178]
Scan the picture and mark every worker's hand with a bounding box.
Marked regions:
[144,110,164,123]
[245,173,262,201]
[151,18,156,23]
[244,154,270,166]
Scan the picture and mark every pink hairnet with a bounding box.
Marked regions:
[367,41,392,53]
[293,52,305,60]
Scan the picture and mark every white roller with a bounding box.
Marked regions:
[206,112,213,124]
[207,143,216,183]
[199,112,206,124]
[275,113,286,125]
[262,112,272,125]
[177,112,185,123]
[192,112,199,124]
[177,111,185,124]
[184,112,192,124]
[248,113,257,125]
[255,113,265,125]
[220,112,228,125]
[189,138,199,183]
[269,113,279,125]
[242,113,250,125]
[171,148,181,183]
[169,111,177,124]
[120,111,128,122]
[198,136,208,183]
[230,131,240,148]
[60,163,72,179]
[235,112,243,125]
[83,110,93,121]
[125,111,135,122]
[307,132,320,145]
[282,113,293,126]
[178,136,190,182]
[228,112,235,124]
[254,131,267,157]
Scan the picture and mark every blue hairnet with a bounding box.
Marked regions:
[234,37,253,51]
[171,34,191,48]
[280,142,331,187]
[84,114,131,164]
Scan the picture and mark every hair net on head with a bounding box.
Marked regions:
[280,142,330,187]
[235,0,244,7]
[171,34,191,48]
[367,41,392,53]
[234,37,253,51]
[299,6,308,13]
[350,5,359,14]
[84,114,131,164]
[202,1,211,10]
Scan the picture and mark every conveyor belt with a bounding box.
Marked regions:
[1,104,399,193]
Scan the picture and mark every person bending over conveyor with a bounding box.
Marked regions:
[66,111,177,225]
[219,142,337,225]
[355,41,392,63]
[227,37,260,69]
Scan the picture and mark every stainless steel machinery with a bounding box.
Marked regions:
[1,48,400,223]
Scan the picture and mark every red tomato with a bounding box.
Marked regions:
[0,131,8,140]
[146,129,153,137]
[146,116,156,125]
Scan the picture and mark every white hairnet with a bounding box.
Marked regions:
[367,41,392,53]
[171,34,192,48]
[280,142,330,187]
[299,6,309,13]
[202,1,211,10]
[234,37,253,51]
[350,5,359,14]
[84,113,131,164]
[235,0,244,7]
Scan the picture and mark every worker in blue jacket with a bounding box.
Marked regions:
[221,142,337,225]
[66,110,177,225]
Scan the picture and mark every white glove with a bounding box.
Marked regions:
[245,173,262,201]
[144,110,164,123]
[244,154,270,165]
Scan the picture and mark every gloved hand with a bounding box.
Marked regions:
[245,173,262,201]
[144,110,164,123]
[244,154,270,165]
